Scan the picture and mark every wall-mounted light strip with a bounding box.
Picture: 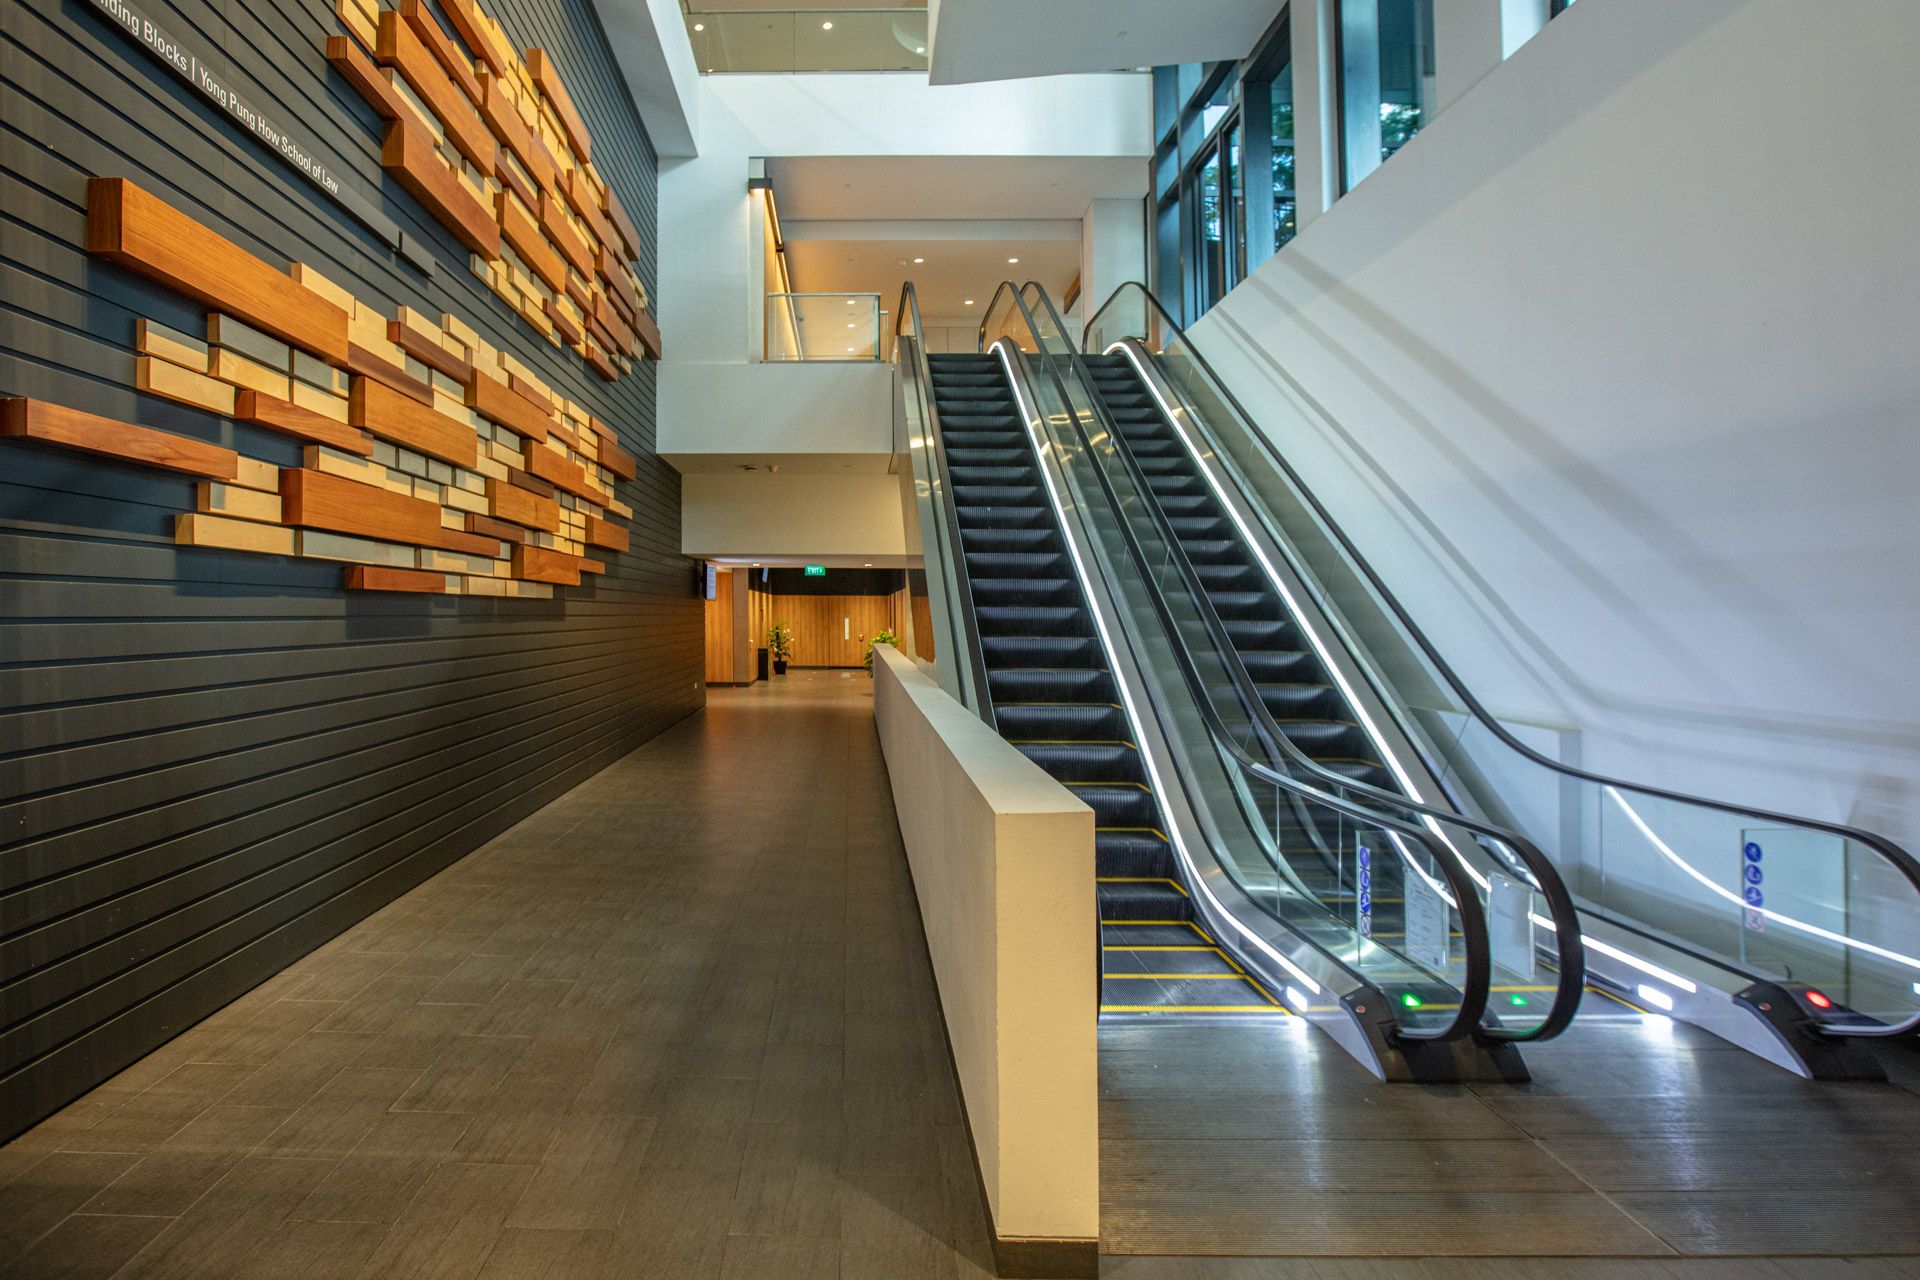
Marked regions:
[994,342,1323,996]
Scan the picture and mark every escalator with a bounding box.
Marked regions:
[926,352,1280,1014]
[1074,280,1920,1079]
[899,282,1584,1080]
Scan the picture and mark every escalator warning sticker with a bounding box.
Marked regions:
[1357,843,1373,939]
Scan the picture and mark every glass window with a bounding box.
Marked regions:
[1196,147,1224,312]
[1226,122,1246,285]
[1339,0,1435,190]
[1268,63,1296,254]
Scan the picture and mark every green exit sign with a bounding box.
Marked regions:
[803,565,826,576]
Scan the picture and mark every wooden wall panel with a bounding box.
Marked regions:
[703,568,736,683]
[768,593,901,668]
[0,0,688,1142]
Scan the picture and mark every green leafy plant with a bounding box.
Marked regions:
[865,629,899,672]
[767,622,794,662]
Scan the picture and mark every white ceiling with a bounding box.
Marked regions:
[928,0,1281,85]
[770,155,1144,221]
[785,237,1078,324]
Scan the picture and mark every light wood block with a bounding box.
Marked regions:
[346,564,448,592]
[303,444,413,494]
[87,178,350,365]
[293,350,350,395]
[137,318,210,373]
[208,314,292,370]
[232,456,280,492]
[197,482,283,522]
[298,529,418,567]
[418,546,500,575]
[290,263,358,313]
[506,580,553,599]
[176,512,296,555]
[439,0,507,76]
[350,376,478,467]
[608,497,632,519]
[290,380,352,424]
[211,349,293,400]
[136,356,239,415]
[4,396,237,479]
[443,484,487,515]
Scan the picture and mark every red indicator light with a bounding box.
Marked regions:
[1805,989,1833,1010]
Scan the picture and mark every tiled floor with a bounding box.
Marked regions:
[3,669,1916,1280]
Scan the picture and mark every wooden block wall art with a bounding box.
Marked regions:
[22,176,639,597]
[326,0,657,375]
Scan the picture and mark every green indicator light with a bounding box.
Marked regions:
[1509,994,1529,1007]
[1400,992,1423,1009]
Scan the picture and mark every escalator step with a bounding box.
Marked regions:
[956,506,1052,531]
[1016,742,1145,785]
[1098,879,1191,920]
[1240,650,1325,682]
[969,577,1079,607]
[961,526,1061,555]
[981,635,1104,667]
[988,668,1117,703]
[966,551,1070,577]
[997,702,1129,741]
[974,605,1090,637]
[1071,784,1159,827]
[1205,590,1283,620]
[1097,830,1176,877]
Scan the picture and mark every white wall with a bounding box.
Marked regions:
[1080,198,1146,320]
[1194,0,1920,849]
[681,471,910,558]
[871,647,1098,1246]
[658,362,894,463]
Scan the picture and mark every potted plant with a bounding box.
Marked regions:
[767,621,794,674]
[865,629,899,676]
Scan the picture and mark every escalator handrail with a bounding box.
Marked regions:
[987,286,1493,1043]
[1085,284,1920,1035]
[1018,284,1581,1043]
[896,281,995,729]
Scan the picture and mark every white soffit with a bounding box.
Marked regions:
[593,0,702,156]
[928,0,1282,85]
[769,156,1145,221]
[785,236,1080,320]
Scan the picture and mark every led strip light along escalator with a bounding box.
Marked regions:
[992,343,1325,1001]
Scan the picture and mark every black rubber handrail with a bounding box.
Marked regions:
[983,283,1493,1044]
[1086,282,1920,1038]
[894,281,995,730]
[1022,287,1585,1042]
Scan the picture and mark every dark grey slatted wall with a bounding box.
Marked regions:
[0,0,700,1139]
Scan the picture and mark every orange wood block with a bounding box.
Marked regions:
[467,370,550,442]
[631,308,662,361]
[237,389,375,455]
[595,296,635,356]
[282,466,445,544]
[347,342,434,406]
[347,564,448,592]
[546,419,585,454]
[477,75,553,189]
[506,373,553,414]
[465,512,527,544]
[598,439,637,482]
[398,0,481,104]
[582,341,616,382]
[578,556,606,575]
[543,297,583,346]
[351,378,478,467]
[494,152,538,212]
[525,49,591,163]
[525,442,595,500]
[538,193,593,277]
[434,526,503,556]
[505,466,555,498]
[603,187,643,263]
[381,121,500,257]
[512,543,581,585]
[486,477,560,531]
[598,248,640,316]
[438,0,507,76]
[86,178,349,365]
[566,271,596,316]
[387,322,472,384]
[2,396,239,479]
[376,12,495,172]
[583,515,629,552]
[564,169,617,251]
[327,36,407,122]
[497,192,566,292]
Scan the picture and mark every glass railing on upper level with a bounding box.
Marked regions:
[765,292,882,362]
[1001,283,1585,1043]
[1084,280,1920,1043]
[688,9,928,74]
